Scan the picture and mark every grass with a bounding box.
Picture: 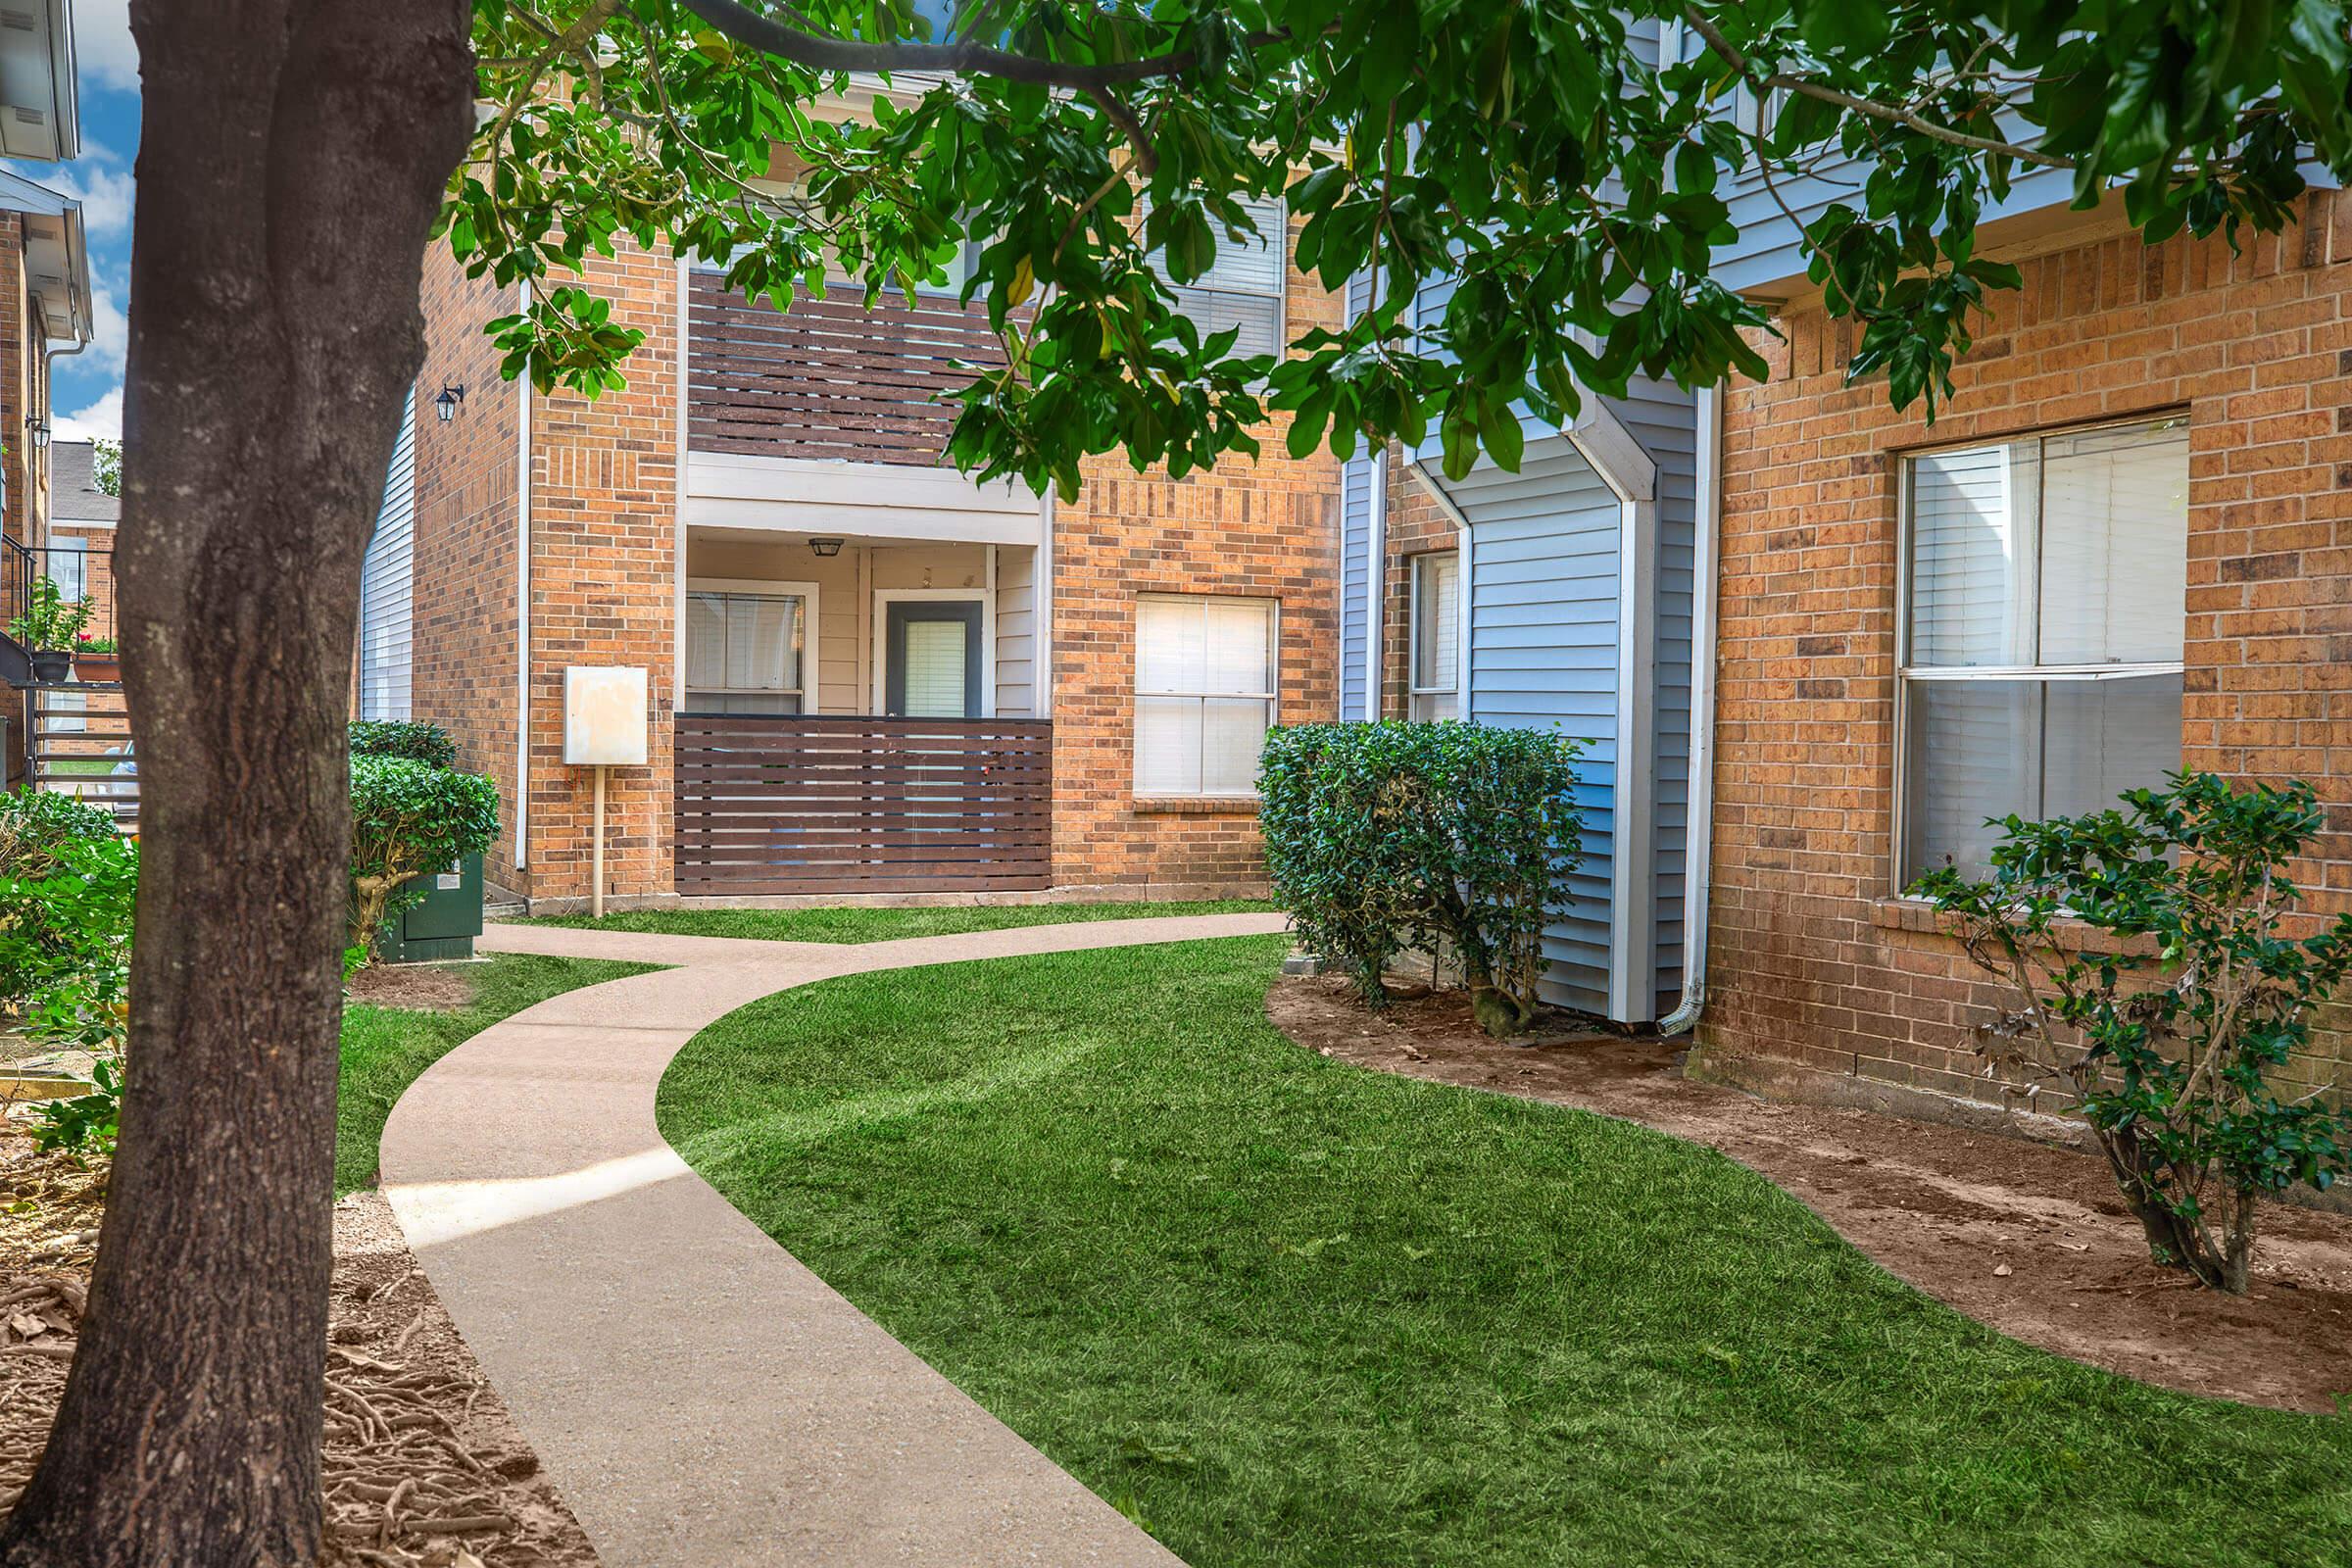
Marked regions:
[523,899,1276,945]
[338,953,653,1195]
[658,936,2352,1568]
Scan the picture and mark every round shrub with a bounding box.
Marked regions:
[349,755,500,956]
[0,787,117,876]
[1261,720,1584,1035]
[349,718,460,770]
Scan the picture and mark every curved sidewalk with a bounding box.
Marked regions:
[380,912,1288,1568]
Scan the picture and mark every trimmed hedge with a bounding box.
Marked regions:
[349,756,500,956]
[1260,720,1583,1034]
[349,718,460,770]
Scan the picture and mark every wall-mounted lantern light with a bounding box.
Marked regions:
[809,537,845,559]
[23,416,49,450]
[433,383,466,422]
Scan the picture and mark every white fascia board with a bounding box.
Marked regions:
[685,451,1043,547]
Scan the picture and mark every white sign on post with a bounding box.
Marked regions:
[564,665,649,766]
[562,666,648,917]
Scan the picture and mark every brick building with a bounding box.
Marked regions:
[368,200,1343,908]
[1689,190,2352,1114]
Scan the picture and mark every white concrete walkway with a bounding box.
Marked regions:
[380,912,1288,1568]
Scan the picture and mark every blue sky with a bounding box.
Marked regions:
[18,0,137,441]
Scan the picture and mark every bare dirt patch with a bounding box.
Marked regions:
[349,962,478,1012]
[0,1118,600,1566]
[1269,974,2352,1412]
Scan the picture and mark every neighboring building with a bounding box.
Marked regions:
[371,178,1341,908]
[0,9,101,799]
[1685,131,2352,1112]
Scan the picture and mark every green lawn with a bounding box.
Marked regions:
[338,953,653,1194]
[524,899,1276,945]
[658,936,2352,1568]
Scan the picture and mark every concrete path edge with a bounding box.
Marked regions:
[380,912,1289,1568]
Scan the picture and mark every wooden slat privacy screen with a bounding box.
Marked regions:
[674,712,1054,895]
[686,271,1008,465]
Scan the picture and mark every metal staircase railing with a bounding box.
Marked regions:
[22,684,137,828]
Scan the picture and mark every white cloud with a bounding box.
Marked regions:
[21,163,135,240]
[54,387,122,443]
[82,284,126,372]
[74,0,139,95]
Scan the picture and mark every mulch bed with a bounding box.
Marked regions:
[1269,974,2352,1412]
[347,962,478,1012]
[0,1118,601,1566]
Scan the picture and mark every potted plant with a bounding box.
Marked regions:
[74,633,119,683]
[5,578,92,684]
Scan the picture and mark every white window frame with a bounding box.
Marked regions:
[870,586,995,717]
[684,575,821,714]
[1891,414,2189,896]
[1407,550,1461,719]
[1133,592,1281,799]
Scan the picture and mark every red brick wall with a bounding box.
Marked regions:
[0,216,30,549]
[1700,192,2352,1109]
[409,246,525,876]
[1047,218,1344,892]
[518,243,680,906]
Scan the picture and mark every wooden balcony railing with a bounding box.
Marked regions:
[686,270,1010,466]
[674,712,1053,896]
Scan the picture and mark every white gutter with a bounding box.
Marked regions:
[1565,403,1659,1024]
[513,287,533,873]
[1659,383,1723,1036]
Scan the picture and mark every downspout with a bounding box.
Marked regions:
[513,288,533,875]
[1659,383,1723,1035]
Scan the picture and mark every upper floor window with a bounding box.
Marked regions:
[686,581,813,714]
[1152,196,1286,360]
[1409,551,1460,720]
[1135,593,1278,798]
[1899,416,2189,885]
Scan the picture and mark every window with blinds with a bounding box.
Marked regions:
[1899,416,2188,884]
[1150,197,1287,361]
[686,588,809,713]
[1134,593,1278,797]
[1409,551,1459,720]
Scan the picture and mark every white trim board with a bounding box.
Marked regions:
[686,452,1044,547]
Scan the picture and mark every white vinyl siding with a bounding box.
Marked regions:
[357,389,416,720]
[1153,196,1286,360]
[1134,593,1277,798]
[687,587,810,713]
[1409,551,1460,720]
[1900,417,2189,884]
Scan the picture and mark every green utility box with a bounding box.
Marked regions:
[376,852,486,963]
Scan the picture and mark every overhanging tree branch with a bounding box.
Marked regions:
[674,0,1203,88]
[1681,4,2075,172]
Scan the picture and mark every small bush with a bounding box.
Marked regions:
[349,756,500,956]
[349,718,460,770]
[0,830,136,1154]
[1261,721,1584,1035]
[1912,770,2352,1294]
[0,789,124,1006]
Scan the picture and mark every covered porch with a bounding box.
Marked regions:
[673,503,1051,897]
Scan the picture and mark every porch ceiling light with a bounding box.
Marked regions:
[809,537,845,559]
[433,383,466,422]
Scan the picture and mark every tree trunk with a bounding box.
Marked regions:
[0,4,473,1563]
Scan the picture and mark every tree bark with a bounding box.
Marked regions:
[0,4,473,1563]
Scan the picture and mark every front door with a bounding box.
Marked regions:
[884,600,983,718]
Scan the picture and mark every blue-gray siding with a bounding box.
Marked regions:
[1340,269,1379,719]
[1446,439,1623,1014]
